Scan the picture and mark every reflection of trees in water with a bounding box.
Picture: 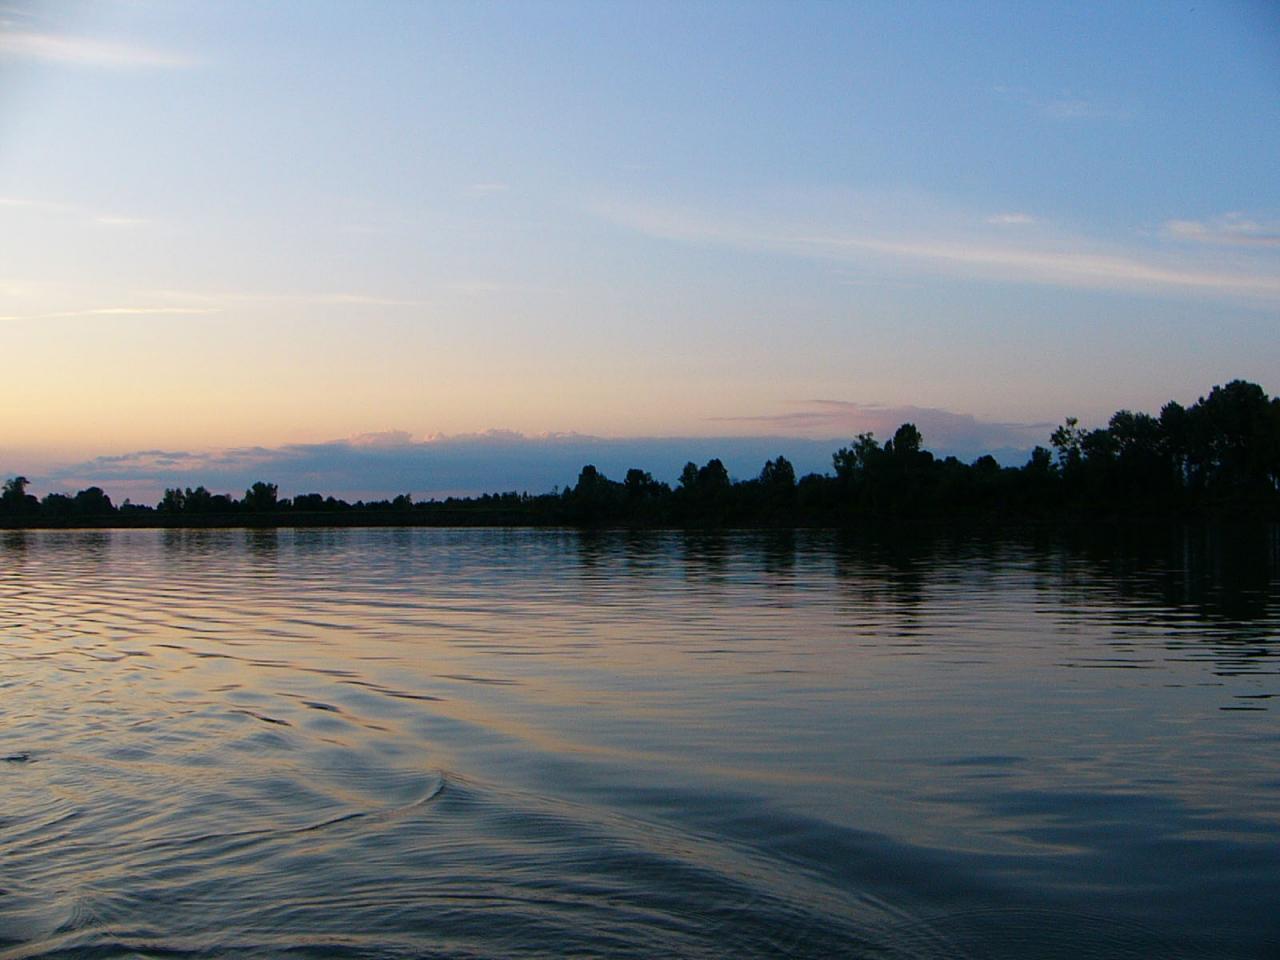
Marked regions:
[573,529,615,583]
[831,531,934,639]
[824,525,1278,673]
[567,525,1277,675]
[1,530,29,557]
[571,530,803,600]
[619,530,665,579]
[161,528,234,559]
[832,532,1026,632]
[244,528,280,570]
[0,529,114,568]
[1057,525,1277,623]
[836,524,1278,628]
[379,527,420,580]
[0,530,117,563]
[680,532,730,586]
[75,531,112,565]
[1033,524,1279,676]
[290,528,346,554]
[571,530,670,598]
[756,530,797,580]
[387,526,414,551]
[833,531,940,597]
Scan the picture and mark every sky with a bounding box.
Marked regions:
[1,1,1278,501]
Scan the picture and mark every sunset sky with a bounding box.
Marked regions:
[2,1,1277,499]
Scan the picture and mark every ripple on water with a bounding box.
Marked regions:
[0,527,1277,958]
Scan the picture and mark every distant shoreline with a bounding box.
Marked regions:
[4,380,1278,530]
[0,510,545,530]
[2,512,1271,534]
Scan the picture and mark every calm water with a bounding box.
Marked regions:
[0,526,1277,958]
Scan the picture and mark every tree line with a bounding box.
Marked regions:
[3,380,1278,528]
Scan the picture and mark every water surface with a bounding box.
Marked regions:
[1,527,1277,958]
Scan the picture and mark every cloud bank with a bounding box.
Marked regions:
[712,401,1049,454]
[27,408,1048,504]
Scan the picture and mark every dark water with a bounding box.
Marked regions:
[1,526,1277,959]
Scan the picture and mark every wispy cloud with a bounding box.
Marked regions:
[0,196,74,214]
[306,293,426,307]
[0,306,221,322]
[93,216,149,227]
[798,234,1280,297]
[1042,97,1106,120]
[0,288,431,326]
[1162,213,1280,248]
[986,212,1037,226]
[593,199,1280,300]
[0,29,192,69]
[468,182,510,196]
[0,195,150,227]
[992,84,1117,121]
[141,288,429,309]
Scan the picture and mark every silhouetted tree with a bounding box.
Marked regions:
[833,433,880,482]
[886,423,923,458]
[1027,446,1055,476]
[759,455,796,488]
[1160,400,1193,487]
[753,455,798,523]
[697,459,731,491]
[41,492,74,521]
[1,476,36,516]
[72,487,114,517]
[1050,417,1084,472]
[184,486,215,514]
[567,465,623,524]
[243,481,279,512]
[624,468,663,499]
[1186,379,1280,500]
[3,476,27,505]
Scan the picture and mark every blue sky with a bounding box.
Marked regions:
[1,1,1277,500]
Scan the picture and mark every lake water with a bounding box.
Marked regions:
[0,526,1277,958]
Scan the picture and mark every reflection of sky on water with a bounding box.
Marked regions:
[0,526,1275,958]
